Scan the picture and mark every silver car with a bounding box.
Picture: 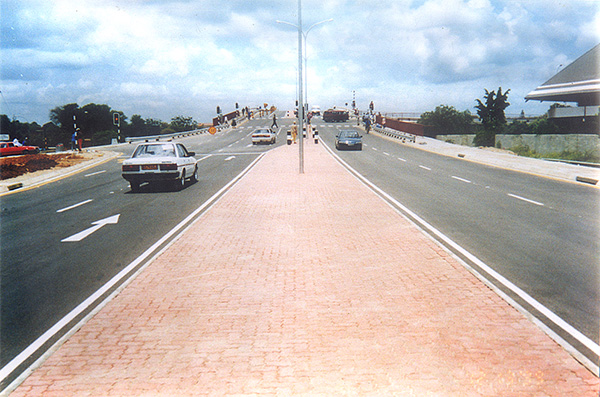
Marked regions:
[251,128,276,145]
[122,142,198,192]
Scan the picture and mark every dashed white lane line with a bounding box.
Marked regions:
[56,199,93,213]
[84,170,106,177]
[452,176,472,184]
[383,152,390,156]
[419,165,431,171]
[398,157,407,162]
[508,193,545,206]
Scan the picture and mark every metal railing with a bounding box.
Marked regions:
[372,124,416,143]
[124,125,229,143]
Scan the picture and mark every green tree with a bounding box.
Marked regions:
[419,105,473,134]
[170,115,197,132]
[474,87,510,147]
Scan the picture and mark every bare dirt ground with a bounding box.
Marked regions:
[0,152,97,180]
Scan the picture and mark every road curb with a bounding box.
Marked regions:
[0,151,122,195]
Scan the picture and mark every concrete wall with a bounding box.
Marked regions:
[436,134,600,155]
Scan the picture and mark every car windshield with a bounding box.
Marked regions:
[340,131,359,138]
[132,144,176,158]
[253,129,271,134]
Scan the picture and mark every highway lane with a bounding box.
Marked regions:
[0,114,288,384]
[313,118,599,366]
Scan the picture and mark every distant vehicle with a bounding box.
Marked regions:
[335,130,362,151]
[121,142,198,192]
[251,128,276,145]
[323,108,349,122]
[0,142,40,156]
[311,105,321,116]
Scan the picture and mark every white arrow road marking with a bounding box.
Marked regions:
[61,214,120,242]
[56,199,93,213]
[225,156,236,161]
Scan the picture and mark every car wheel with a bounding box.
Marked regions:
[130,181,140,192]
[176,171,186,190]
[191,166,198,183]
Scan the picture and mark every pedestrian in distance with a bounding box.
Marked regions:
[272,113,278,129]
[76,128,82,151]
[291,121,298,144]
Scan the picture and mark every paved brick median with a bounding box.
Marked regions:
[12,142,598,395]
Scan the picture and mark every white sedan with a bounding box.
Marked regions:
[122,142,198,192]
[251,128,276,145]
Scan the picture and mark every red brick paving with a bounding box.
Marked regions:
[11,142,599,395]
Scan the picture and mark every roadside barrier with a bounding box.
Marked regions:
[124,125,229,144]
[373,124,416,143]
[314,128,319,144]
[287,130,292,145]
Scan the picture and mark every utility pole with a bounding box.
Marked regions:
[297,0,304,174]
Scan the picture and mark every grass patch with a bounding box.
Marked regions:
[510,143,600,163]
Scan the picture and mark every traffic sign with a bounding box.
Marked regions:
[209,126,217,135]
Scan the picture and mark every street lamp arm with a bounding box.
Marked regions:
[276,20,299,29]
[305,18,333,36]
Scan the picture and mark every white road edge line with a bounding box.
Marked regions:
[321,141,600,363]
[0,153,266,388]
[451,176,472,184]
[508,193,545,206]
[56,199,93,213]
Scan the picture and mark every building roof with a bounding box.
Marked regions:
[525,44,600,106]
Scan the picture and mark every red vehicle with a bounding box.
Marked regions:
[323,108,349,122]
[0,142,40,156]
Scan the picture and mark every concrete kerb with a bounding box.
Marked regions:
[0,150,122,195]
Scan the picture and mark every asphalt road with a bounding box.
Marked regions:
[313,118,599,366]
[0,114,288,379]
[2,113,598,381]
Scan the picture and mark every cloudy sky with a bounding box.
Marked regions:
[1,0,598,125]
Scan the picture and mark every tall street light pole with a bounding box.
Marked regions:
[297,0,304,173]
[303,18,333,117]
[277,7,332,174]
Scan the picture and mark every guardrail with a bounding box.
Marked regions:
[372,124,416,143]
[541,158,600,169]
[124,125,229,143]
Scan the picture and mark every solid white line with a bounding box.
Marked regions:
[84,170,106,177]
[508,193,544,206]
[56,199,93,213]
[0,153,266,385]
[419,165,431,171]
[452,176,472,184]
[321,141,599,359]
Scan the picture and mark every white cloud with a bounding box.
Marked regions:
[1,0,598,123]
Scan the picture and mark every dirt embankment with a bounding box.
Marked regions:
[0,153,92,180]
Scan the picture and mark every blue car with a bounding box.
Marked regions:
[335,130,362,151]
